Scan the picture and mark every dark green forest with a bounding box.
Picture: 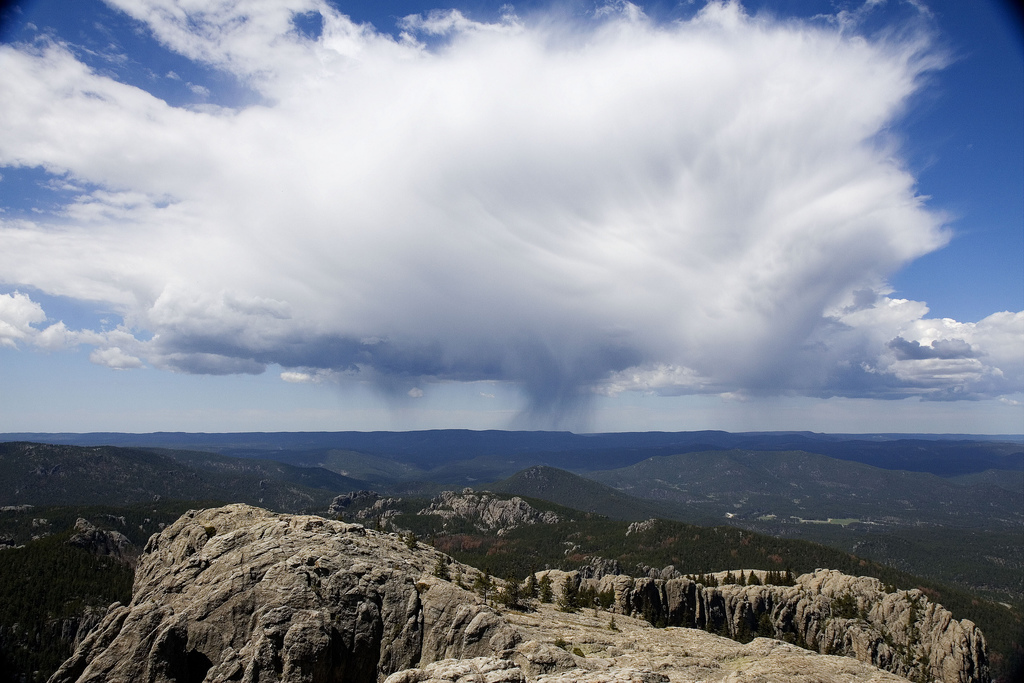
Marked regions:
[0,533,132,682]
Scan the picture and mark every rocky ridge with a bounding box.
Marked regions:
[417,490,561,535]
[48,505,986,683]
[547,567,988,683]
[327,490,382,516]
[328,491,407,527]
[328,489,563,536]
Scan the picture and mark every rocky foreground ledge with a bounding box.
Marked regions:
[48,505,987,683]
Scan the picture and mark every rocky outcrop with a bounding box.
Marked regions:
[49,504,523,683]
[327,491,407,527]
[327,489,563,536]
[579,557,624,580]
[357,497,406,525]
[634,564,683,580]
[417,490,560,535]
[67,518,134,563]
[328,490,382,516]
[540,568,988,683]
[625,519,657,536]
[47,505,978,683]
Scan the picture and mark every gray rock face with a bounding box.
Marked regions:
[358,497,406,525]
[62,605,109,653]
[633,564,682,581]
[552,568,988,683]
[46,505,981,683]
[417,491,560,535]
[67,518,134,563]
[328,492,410,529]
[578,557,623,580]
[49,505,519,683]
[328,491,381,516]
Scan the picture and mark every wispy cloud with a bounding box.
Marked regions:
[0,0,1018,426]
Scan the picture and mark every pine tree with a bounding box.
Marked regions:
[579,585,597,610]
[557,575,580,613]
[433,555,450,580]
[499,573,522,610]
[538,573,553,603]
[757,612,775,637]
[557,575,578,612]
[473,569,493,602]
[525,571,538,599]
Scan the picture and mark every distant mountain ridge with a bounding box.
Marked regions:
[586,449,1023,529]
[0,442,365,511]
[4,430,1021,477]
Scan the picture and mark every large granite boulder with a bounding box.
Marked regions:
[48,504,518,683]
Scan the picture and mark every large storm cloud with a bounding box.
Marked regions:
[0,0,1021,424]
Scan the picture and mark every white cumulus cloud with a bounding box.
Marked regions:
[0,0,1019,425]
[89,346,145,369]
[0,292,46,348]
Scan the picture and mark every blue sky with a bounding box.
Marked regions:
[0,0,1021,434]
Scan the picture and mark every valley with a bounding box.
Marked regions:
[0,431,1020,682]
